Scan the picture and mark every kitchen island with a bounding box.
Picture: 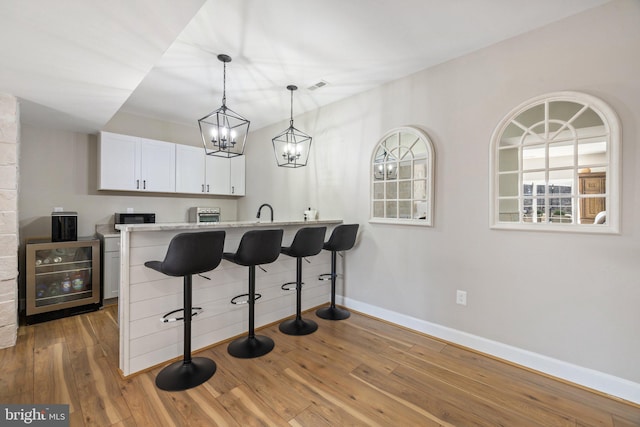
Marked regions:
[116,219,342,376]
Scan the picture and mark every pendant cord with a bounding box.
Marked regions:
[289,88,294,127]
[222,61,227,107]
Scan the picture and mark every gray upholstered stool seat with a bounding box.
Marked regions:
[316,224,359,320]
[144,230,225,391]
[278,226,327,335]
[223,229,284,358]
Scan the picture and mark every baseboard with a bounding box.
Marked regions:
[341,296,640,405]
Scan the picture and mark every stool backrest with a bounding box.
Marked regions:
[160,231,226,276]
[285,226,327,257]
[233,229,284,266]
[325,224,359,252]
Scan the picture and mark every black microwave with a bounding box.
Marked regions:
[114,213,155,230]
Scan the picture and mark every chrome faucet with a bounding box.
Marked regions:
[256,203,274,222]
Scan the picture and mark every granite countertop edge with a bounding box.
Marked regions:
[110,219,343,233]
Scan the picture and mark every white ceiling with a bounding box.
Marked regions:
[1,0,611,134]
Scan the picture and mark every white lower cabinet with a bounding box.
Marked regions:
[102,235,120,300]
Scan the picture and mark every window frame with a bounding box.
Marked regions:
[370,126,435,227]
[489,91,621,234]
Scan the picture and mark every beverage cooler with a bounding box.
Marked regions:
[26,238,101,324]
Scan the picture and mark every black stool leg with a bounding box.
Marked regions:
[228,266,275,358]
[155,274,217,391]
[316,250,350,320]
[280,257,318,335]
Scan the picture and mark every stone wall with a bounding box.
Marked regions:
[0,93,18,348]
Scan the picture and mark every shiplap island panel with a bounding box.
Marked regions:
[116,220,342,376]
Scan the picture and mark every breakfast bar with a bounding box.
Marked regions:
[116,219,342,376]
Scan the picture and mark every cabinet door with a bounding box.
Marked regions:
[176,144,205,194]
[139,138,176,192]
[103,251,120,299]
[98,132,139,191]
[230,155,246,196]
[205,155,231,195]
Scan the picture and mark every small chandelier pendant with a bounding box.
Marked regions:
[272,85,312,168]
[198,54,250,158]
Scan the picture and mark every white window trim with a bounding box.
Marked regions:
[489,91,621,234]
[369,126,435,227]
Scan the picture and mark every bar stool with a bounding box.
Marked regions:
[144,230,226,391]
[224,229,284,358]
[279,226,327,335]
[316,224,359,320]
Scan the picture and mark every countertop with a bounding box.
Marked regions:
[95,224,119,238]
[114,219,342,233]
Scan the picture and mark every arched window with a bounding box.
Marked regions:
[371,126,435,226]
[490,91,620,233]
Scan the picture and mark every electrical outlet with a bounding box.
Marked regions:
[127,207,134,213]
[456,290,467,306]
[53,207,63,212]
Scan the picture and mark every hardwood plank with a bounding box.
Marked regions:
[69,344,132,426]
[33,342,82,415]
[216,384,290,426]
[2,307,639,426]
[0,324,34,398]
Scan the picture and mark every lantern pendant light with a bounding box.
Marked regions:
[198,54,250,158]
[272,85,312,168]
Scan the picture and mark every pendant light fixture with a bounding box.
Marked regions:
[198,54,250,158]
[272,85,312,168]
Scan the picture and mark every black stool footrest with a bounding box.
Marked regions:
[318,273,335,281]
[281,281,304,291]
[231,293,262,305]
[161,307,203,323]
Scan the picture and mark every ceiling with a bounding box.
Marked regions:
[1,0,611,135]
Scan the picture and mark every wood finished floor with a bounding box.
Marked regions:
[1,304,639,427]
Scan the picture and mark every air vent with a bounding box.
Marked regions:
[308,80,329,91]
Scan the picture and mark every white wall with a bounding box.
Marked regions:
[238,0,640,392]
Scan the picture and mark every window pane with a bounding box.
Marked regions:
[386,181,397,198]
[580,196,606,224]
[514,103,544,128]
[499,147,518,172]
[414,160,427,179]
[373,182,384,199]
[399,181,411,199]
[373,201,384,217]
[549,197,573,222]
[373,162,385,180]
[522,144,545,170]
[399,201,412,219]
[578,140,607,167]
[385,201,397,218]
[498,199,519,222]
[522,171,545,188]
[549,141,575,168]
[414,201,427,220]
[414,180,427,200]
[549,101,584,123]
[499,173,518,197]
[385,162,398,180]
[399,161,412,179]
[500,122,525,146]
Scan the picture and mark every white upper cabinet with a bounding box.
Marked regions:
[99,132,175,192]
[98,132,139,191]
[139,137,176,192]
[154,135,245,196]
[175,144,206,193]
[206,155,231,195]
[230,156,245,196]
